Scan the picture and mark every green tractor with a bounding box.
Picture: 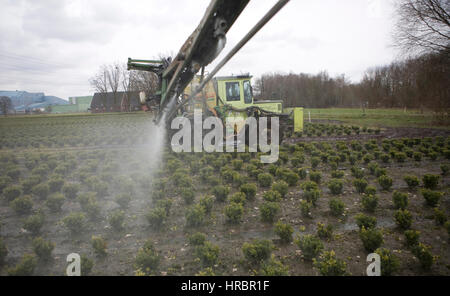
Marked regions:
[127,0,302,145]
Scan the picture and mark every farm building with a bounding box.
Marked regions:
[49,95,93,114]
[69,96,93,111]
[90,91,143,113]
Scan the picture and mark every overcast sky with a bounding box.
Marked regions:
[0,0,397,100]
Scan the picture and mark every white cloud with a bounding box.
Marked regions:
[0,0,397,99]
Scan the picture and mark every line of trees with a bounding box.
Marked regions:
[255,49,449,111]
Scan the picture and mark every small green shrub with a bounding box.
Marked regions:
[291,157,303,167]
[444,221,450,237]
[328,179,343,195]
[329,198,345,216]
[301,181,318,191]
[21,176,41,194]
[381,153,390,163]
[317,222,333,240]
[32,237,54,261]
[268,164,277,176]
[413,152,422,161]
[297,168,308,179]
[115,193,132,209]
[48,177,64,193]
[433,207,447,225]
[6,168,21,180]
[392,191,408,209]
[300,200,313,218]
[403,175,420,190]
[274,221,293,243]
[355,213,377,230]
[295,234,323,260]
[45,193,65,212]
[228,192,246,204]
[303,189,321,206]
[271,181,289,198]
[311,157,320,169]
[80,255,94,276]
[422,174,440,190]
[368,162,379,175]
[374,167,387,178]
[195,241,219,267]
[62,212,86,234]
[211,185,229,202]
[224,202,244,224]
[146,207,166,229]
[394,152,407,163]
[404,230,420,248]
[91,235,107,256]
[309,171,322,184]
[108,210,125,230]
[351,166,364,178]
[188,232,206,246]
[185,204,206,227]
[313,250,346,276]
[440,164,449,176]
[257,173,273,188]
[282,171,299,186]
[240,183,257,201]
[378,175,393,191]
[0,238,7,265]
[23,212,45,235]
[7,254,37,276]
[353,178,368,194]
[62,183,79,200]
[412,243,434,270]
[0,176,12,192]
[421,189,442,207]
[181,188,195,204]
[3,185,21,202]
[231,159,243,171]
[242,239,273,265]
[134,240,160,274]
[260,202,280,223]
[259,256,289,276]
[10,195,33,215]
[394,209,413,229]
[365,185,377,195]
[361,194,378,212]
[375,248,399,276]
[359,227,383,252]
[263,190,282,202]
[331,170,344,179]
[31,183,49,200]
[199,195,214,214]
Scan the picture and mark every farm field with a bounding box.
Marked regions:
[305,108,450,130]
[0,111,449,276]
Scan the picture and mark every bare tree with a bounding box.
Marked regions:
[0,96,12,116]
[89,65,109,109]
[393,0,450,56]
[107,63,121,111]
[131,71,159,105]
[120,63,134,112]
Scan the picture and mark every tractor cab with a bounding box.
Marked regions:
[214,75,254,109]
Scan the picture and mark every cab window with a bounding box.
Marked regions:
[243,80,252,104]
[225,82,240,101]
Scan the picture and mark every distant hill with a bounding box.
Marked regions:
[0,90,68,111]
